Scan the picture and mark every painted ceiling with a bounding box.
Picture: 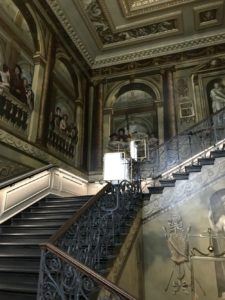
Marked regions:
[47,0,225,68]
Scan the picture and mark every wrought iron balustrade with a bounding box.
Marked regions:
[141,107,225,179]
[39,243,136,300]
[38,181,142,299]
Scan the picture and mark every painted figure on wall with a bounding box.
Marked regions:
[0,64,10,88]
[207,79,225,114]
[10,64,26,102]
[163,215,190,295]
[0,63,34,110]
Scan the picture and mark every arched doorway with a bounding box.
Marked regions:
[103,80,163,154]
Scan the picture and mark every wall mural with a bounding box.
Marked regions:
[207,77,225,114]
[143,155,225,300]
[163,215,190,295]
[48,103,78,159]
[0,0,35,135]
[175,77,195,131]
[0,63,34,132]
[107,87,158,157]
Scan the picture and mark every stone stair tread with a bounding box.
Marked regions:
[0,247,40,257]
[29,208,77,213]
[0,290,36,300]
[0,239,46,245]
[19,214,74,220]
[198,157,215,165]
[148,186,164,194]
[0,263,39,273]
[0,234,50,241]
[0,229,56,235]
[0,280,37,294]
[11,219,67,226]
[38,203,84,208]
[172,172,189,180]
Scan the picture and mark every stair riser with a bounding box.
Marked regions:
[21,212,74,219]
[11,219,68,226]
[0,291,36,300]
[0,228,57,234]
[0,235,50,243]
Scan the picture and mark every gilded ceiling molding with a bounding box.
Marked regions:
[45,0,94,67]
[120,0,197,18]
[82,0,181,47]
[93,32,225,68]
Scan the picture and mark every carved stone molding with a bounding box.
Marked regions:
[93,32,225,68]
[120,0,197,18]
[45,0,225,68]
[46,0,94,66]
[81,0,182,48]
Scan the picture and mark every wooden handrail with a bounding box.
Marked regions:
[48,183,110,244]
[41,243,137,300]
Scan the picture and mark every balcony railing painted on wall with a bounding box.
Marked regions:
[0,85,31,134]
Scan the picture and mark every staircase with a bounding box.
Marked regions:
[148,144,225,196]
[0,195,91,300]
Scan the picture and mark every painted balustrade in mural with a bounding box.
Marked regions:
[38,181,142,299]
[141,106,225,179]
[47,105,78,159]
[0,85,31,134]
[0,61,34,135]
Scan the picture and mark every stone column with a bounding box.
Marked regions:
[75,99,83,167]
[155,100,164,144]
[87,84,94,171]
[28,53,46,142]
[91,81,104,171]
[192,74,205,121]
[37,33,55,143]
[163,68,177,139]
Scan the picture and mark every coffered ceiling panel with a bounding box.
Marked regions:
[46,0,225,68]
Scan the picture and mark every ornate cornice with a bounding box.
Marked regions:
[81,0,181,48]
[46,0,94,67]
[120,0,197,18]
[45,0,225,69]
[93,32,225,68]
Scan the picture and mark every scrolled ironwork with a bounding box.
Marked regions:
[38,181,141,299]
[56,181,141,272]
[38,248,132,300]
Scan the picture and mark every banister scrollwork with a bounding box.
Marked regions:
[38,181,141,299]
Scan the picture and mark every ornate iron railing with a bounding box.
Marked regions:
[38,181,142,299]
[142,107,225,179]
